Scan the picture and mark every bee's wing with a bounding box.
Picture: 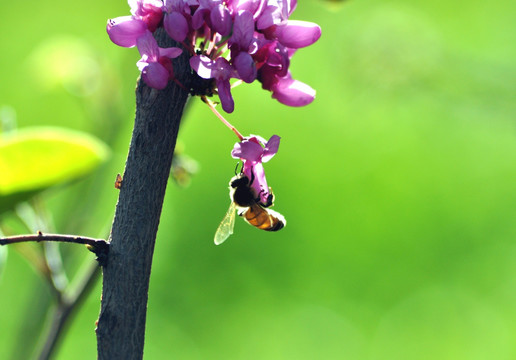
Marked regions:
[214,202,236,245]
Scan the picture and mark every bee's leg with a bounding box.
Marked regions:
[249,171,273,206]
[260,192,274,207]
[257,188,274,207]
[234,161,243,175]
[264,193,274,207]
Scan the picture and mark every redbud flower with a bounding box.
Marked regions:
[107,0,165,48]
[136,31,183,89]
[190,56,236,112]
[107,0,321,112]
[269,20,322,49]
[231,135,280,205]
[130,0,164,32]
[163,0,190,42]
[107,16,148,48]
[270,74,317,107]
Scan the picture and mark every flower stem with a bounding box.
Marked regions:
[201,95,244,140]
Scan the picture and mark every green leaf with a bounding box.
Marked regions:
[0,127,109,214]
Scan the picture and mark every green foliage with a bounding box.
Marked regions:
[0,127,109,215]
[2,0,516,359]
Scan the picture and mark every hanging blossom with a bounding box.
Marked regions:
[231,134,280,205]
[107,0,321,113]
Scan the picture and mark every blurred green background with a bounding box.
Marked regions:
[2,0,516,359]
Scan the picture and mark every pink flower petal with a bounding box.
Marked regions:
[231,10,254,50]
[275,20,321,49]
[107,16,148,48]
[192,8,210,29]
[136,30,159,60]
[272,77,316,107]
[249,135,268,145]
[249,162,270,205]
[262,135,280,162]
[190,55,215,79]
[164,11,189,42]
[142,62,169,89]
[234,52,256,83]
[231,140,263,161]
[159,47,183,59]
[210,4,232,36]
[217,78,234,113]
[256,5,283,30]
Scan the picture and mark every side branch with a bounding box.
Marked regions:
[0,233,109,263]
[37,261,101,360]
[0,233,107,247]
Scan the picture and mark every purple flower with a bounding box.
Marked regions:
[107,16,148,48]
[255,0,297,29]
[230,10,254,52]
[129,0,164,32]
[192,0,223,30]
[164,11,190,42]
[254,39,315,106]
[163,0,193,41]
[163,0,189,13]
[231,135,280,205]
[269,73,316,106]
[210,4,233,37]
[267,20,321,49]
[233,52,257,83]
[107,0,165,47]
[190,55,236,112]
[107,0,321,112]
[137,31,183,89]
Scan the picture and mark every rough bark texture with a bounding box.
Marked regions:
[96,28,191,359]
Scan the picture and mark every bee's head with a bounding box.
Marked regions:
[230,173,250,189]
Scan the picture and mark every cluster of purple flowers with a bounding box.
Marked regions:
[107,0,321,113]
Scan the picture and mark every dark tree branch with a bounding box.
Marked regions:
[95,28,191,360]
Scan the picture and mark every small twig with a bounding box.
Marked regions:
[36,260,101,360]
[44,242,69,295]
[0,232,105,247]
[13,200,67,298]
[0,232,109,265]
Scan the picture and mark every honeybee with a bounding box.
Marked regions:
[214,173,286,245]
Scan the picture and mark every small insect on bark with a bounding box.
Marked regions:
[114,173,123,189]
